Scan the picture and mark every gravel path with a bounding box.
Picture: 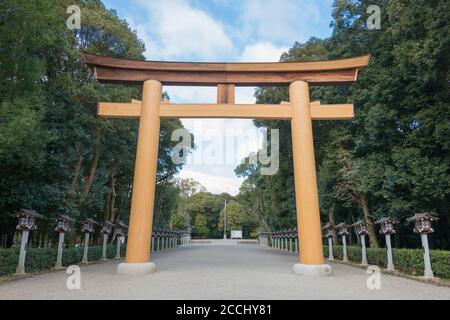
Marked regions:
[1,243,449,300]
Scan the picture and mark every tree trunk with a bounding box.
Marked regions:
[155,179,168,225]
[109,162,117,222]
[71,144,83,193]
[358,193,380,248]
[81,128,102,202]
[104,192,111,221]
[348,209,356,245]
[328,207,338,244]
[257,189,271,231]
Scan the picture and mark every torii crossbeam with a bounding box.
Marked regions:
[84,53,370,276]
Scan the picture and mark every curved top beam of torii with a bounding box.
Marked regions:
[84,53,370,86]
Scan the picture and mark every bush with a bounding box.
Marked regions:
[323,245,450,279]
[0,245,125,276]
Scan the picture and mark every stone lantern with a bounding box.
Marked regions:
[173,230,178,248]
[54,214,75,269]
[181,229,186,246]
[293,228,299,254]
[155,228,161,251]
[276,231,281,250]
[163,229,167,249]
[81,218,97,264]
[171,230,175,248]
[351,220,369,266]
[277,230,282,250]
[174,230,180,248]
[280,230,286,251]
[336,223,350,262]
[271,231,276,249]
[10,209,43,275]
[284,229,290,252]
[258,229,266,247]
[114,221,127,259]
[187,225,192,244]
[288,229,294,253]
[407,212,439,279]
[151,228,155,252]
[166,229,170,249]
[322,223,336,261]
[375,217,398,271]
[101,221,114,261]
[169,230,175,249]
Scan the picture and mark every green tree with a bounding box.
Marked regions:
[193,214,209,238]
[218,202,246,233]
[237,0,450,249]
[0,0,194,247]
[172,214,188,230]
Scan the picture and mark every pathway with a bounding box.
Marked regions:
[0,243,449,300]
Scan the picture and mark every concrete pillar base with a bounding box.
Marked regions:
[117,262,156,276]
[420,275,437,281]
[14,267,25,276]
[292,263,333,277]
[52,267,65,271]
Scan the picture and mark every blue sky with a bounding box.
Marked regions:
[102,0,335,195]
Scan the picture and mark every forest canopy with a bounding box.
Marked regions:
[0,0,449,250]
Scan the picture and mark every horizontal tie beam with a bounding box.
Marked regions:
[98,102,354,120]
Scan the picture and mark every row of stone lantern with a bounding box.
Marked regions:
[324,212,439,279]
[259,229,299,254]
[151,228,191,252]
[80,218,127,265]
[258,230,270,246]
[10,209,128,275]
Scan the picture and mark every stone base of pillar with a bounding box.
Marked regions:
[52,267,65,271]
[14,267,25,276]
[420,275,437,281]
[117,262,156,276]
[292,263,332,277]
[386,264,395,272]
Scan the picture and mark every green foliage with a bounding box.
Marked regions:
[0,0,193,246]
[193,214,209,238]
[0,245,124,276]
[172,214,188,230]
[237,0,450,250]
[218,202,246,232]
[324,245,450,279]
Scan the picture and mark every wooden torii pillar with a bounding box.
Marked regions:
[84,53,370,276]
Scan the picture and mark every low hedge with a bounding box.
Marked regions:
[323,245,450,279]
[0,245,125,276]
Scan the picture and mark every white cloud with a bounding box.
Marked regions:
[178,170,244,195]
[240,42,287,62]
[238,0,327,45]
[135,0,235,60]
[103,0,334,195]
[235,42,287,104]
[164,86,217,104]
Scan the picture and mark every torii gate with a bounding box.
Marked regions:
[84,53,370,276]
